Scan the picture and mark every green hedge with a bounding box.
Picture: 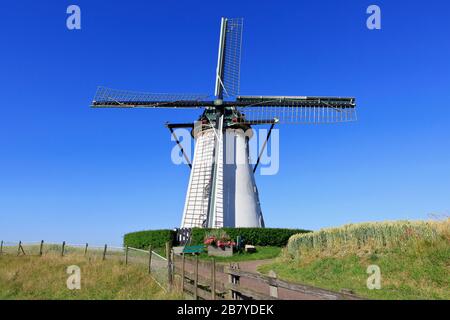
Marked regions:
[123,229,176,250]
[191,228,311,247]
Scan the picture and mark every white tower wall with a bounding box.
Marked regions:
[181,127,264,228]
[230,129,264,227]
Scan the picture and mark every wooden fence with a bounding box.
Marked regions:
[171,253,362,300]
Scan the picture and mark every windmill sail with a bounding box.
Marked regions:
[235,95,357,124]
[92,87,209,108]
[222,18,244,97]
[91,88,356,124]
[206,17,244,228]
[215,18,244,98]
[181,128,223,228]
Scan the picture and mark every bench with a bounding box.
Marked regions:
[182,245,204,254]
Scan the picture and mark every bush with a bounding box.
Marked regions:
[124,229,176,250]
[287,220,448,257]
[191,227,310,247]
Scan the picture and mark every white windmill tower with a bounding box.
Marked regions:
[91,17,357,229]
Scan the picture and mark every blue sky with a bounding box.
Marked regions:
[0,0,449,245]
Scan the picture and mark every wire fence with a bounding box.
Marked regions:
[0,240,168,290]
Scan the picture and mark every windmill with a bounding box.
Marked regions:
[91,17,356,229]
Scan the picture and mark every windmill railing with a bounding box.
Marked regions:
[175,228,192,246]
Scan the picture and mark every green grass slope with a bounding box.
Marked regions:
[259,219,450,300]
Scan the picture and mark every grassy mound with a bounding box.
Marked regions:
[0,253,180,300]
[259,219,450,300]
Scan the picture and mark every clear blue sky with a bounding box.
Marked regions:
[1,0,449,246]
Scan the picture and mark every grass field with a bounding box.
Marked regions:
[0,253,180,300]
[259,219,450,300]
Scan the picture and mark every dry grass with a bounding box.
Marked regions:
[0,253,181,300]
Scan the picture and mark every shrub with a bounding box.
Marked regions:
[124,229,176,250]
[191,227,310,247]
[287,220,448,257]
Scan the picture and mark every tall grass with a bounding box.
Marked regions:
[287,219,449,257]
[0,253,180,300]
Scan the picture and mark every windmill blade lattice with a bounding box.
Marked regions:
[236,95,357,124]
[92,87,210,108]
[222,18,243,97]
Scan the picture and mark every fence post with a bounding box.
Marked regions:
[125,246,129,265]
[148,245,153,274]
[166,241,173,288]
[181,254,185,293]
[61,241,65,257]
[84,243,88,256]
[228,263,240,300]
[268,270,279,299]
[0,240,3,255]
[39,240,44,256]
[211,258,216,300]
[102,244,107,261]
[17,241,26,256]
[194,254,199,300]
[171,248,175,285]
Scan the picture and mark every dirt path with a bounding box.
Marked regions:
[234,259,275,273]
